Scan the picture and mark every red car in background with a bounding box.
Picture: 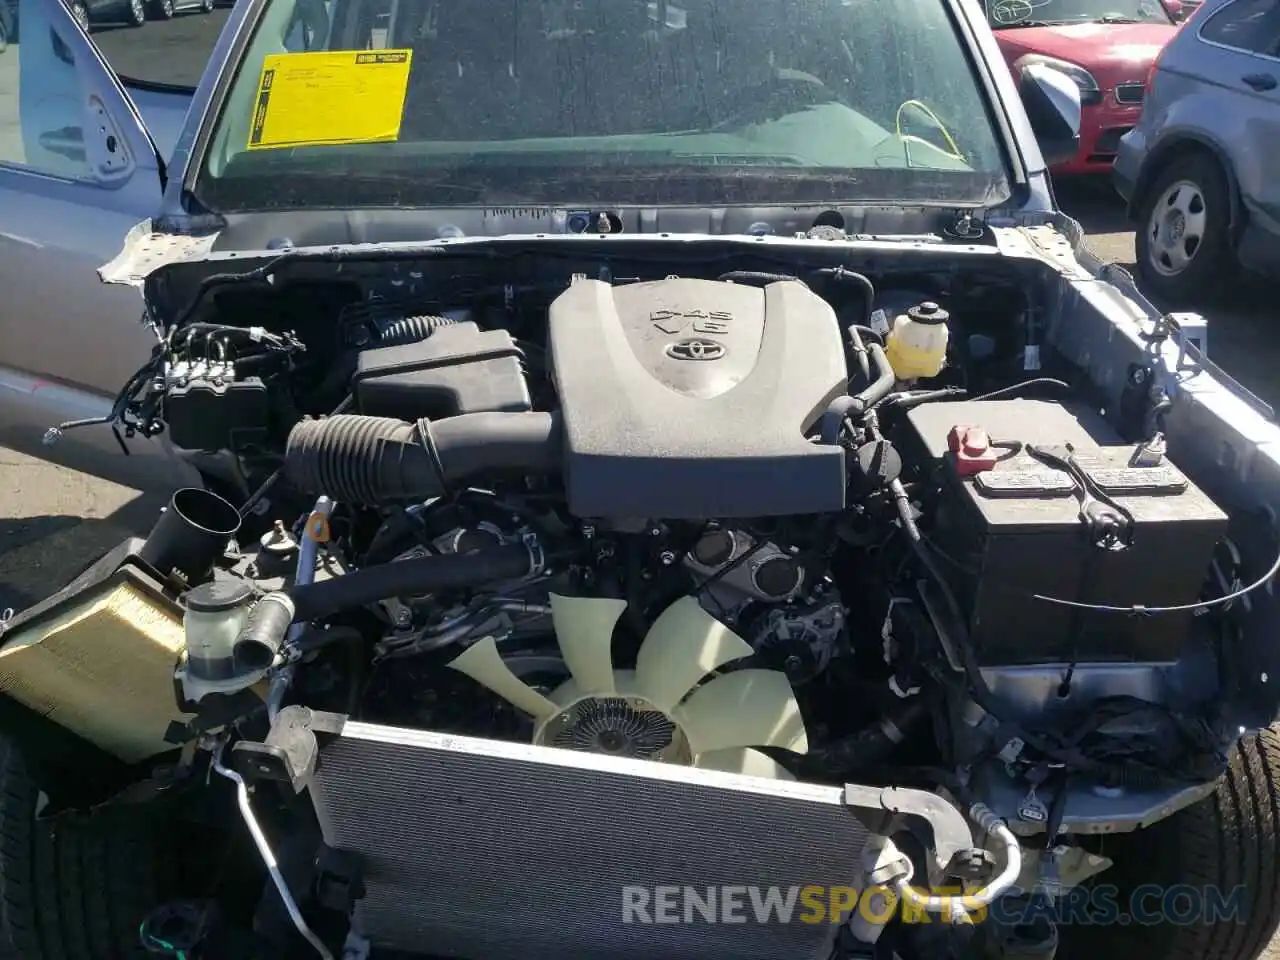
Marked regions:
[982,0,1183,174]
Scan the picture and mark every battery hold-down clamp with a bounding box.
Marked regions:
[1026,442,1135,550]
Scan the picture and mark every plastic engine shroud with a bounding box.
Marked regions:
[548,277,848,519]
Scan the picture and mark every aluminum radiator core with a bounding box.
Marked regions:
[310,722,873,960]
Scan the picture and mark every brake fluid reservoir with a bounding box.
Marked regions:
[183,580,253,680]
[884,301,950,380]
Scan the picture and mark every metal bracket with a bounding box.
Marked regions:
[843,784,974,876]
[314,845,366,913]
[231,705,347,793]
[1141,311,1208,376]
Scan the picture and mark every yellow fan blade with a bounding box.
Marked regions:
[633,596,754,712]
[550,594,626,694]
[447,637,558,720]
[674,669,809,756]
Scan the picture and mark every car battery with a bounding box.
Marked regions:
[901,399,1228,665]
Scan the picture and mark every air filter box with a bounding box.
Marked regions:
[901,399,1227,664]
[353,322,531,421]
[0,540,193,762]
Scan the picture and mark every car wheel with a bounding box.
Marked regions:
[200,0,213,13]
[0,737,170,960]
[1135,151,1236,304]
[0,19,8,53]
[150,0,173,19]
[68,0,90,32]
[1062,725,1280,960]
[127,0,145,26]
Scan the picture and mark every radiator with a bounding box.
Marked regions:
[309,722,874,960]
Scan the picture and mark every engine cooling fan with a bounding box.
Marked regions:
[447,595,808,780]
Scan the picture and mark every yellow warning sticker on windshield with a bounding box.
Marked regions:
[247,49,413,150]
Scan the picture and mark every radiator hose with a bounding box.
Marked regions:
[234,544,540,668]
[284,411,562,506]
[818,342,897,442]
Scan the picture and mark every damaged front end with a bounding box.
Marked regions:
[6,224,1280,960]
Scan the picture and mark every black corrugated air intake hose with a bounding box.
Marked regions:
[717,271,803,285]
[284,411,563,506]
[376,314,459,345]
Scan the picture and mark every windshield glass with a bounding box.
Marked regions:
[982,0,1172,27]
[193,0,1013,213]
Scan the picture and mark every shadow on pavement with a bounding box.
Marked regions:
[0,495,163,614]
[1056,176,1134,253]
[1055,176,1280,410]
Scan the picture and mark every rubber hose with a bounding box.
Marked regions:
[234,593,296,671]
[376,314,458,346]
[819,343,897,442]
[847,323,872,386]
[289,545,534,622]
[812,267,875,326]
[850,324,883,345]
[805,698,927,774]
[284,411,562,506]
[717,271,803,286]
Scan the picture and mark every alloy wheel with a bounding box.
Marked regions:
[71,0,90,31]
[1145,179,1207,278]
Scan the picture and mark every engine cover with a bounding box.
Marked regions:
[549,278,848,519]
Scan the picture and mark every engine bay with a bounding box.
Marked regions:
[6,237,1262,960]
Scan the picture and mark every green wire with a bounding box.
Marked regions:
[138,921,188,960]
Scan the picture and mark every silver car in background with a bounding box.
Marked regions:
[1113,0,1280,301]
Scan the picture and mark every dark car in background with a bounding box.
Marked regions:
[58,0,215,31]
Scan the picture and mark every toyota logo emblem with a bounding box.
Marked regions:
[666,338,726,361]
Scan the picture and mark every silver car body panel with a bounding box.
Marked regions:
[1113,0,1280,270]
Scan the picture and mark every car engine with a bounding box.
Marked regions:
[10,245,1249,960]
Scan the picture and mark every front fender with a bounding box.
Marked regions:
[1128,102,1247,231]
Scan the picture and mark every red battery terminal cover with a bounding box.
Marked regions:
[947,425,1000,476]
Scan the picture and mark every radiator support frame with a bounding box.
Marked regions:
[234,707,979,960]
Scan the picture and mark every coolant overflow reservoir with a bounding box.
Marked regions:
[183,580,253,681]
[885,301,950,380]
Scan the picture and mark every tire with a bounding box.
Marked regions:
[1068,725,1280,960]
[0,738,167,960]
[1135,150,1236,304]
[0,19,8,54]
[126,0,145,27]
[150,0,173,19]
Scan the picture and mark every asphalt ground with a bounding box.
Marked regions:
[4,15,1280,954]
